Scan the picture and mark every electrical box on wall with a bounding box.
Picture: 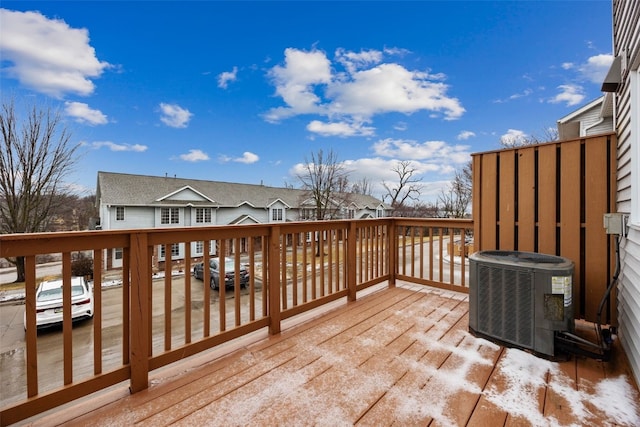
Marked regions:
[603,213,626,235]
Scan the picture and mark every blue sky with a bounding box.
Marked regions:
[0,1,613,202]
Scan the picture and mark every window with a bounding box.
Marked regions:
[348,208,355,219]
[161,208,179,224]
[115,206,125,221]
[301,208,314,220]
[377,208,385,218]
[195,208,212,224]
[272,208,283,221]
[160,243,180,258]
[195,241,204,255]
[114,248,123,260]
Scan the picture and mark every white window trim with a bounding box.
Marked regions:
[160,207,180,225]
[195,207,212,224]
[271,207,284,222]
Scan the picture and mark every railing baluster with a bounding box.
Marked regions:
[62,252,73,385]
[164,244,172,351]
[24,255,38,397]
[93,250,103,375]
[185,241,192,343]
[234,239,241,327]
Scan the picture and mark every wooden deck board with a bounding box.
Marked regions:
[26,284,639,427]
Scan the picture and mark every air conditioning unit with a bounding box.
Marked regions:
[469,250,574,358]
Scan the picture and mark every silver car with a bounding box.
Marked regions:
[24,276,94,329]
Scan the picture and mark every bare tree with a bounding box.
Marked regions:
[296,149,350,221]
[0,99,80,282]
[351,176,373,196]
[438,161,472,218]
[500,127,559,148]
[382,161,423,215]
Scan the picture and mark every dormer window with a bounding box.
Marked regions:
[272,208,284,222]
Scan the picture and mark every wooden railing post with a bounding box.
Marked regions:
[129,232,150,393]
[347,221,357,301]
[268,225,281,334]
[388,220,397,288]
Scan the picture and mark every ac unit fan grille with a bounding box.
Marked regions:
[477,265,534,349]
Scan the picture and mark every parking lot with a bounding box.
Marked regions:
[0,273,264,406]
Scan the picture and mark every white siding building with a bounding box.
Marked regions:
[96,171,389,269]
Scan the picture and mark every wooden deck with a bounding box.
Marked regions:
[22,283,640,426]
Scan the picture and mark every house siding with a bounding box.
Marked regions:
[613,0,640,387]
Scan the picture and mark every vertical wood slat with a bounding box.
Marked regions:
[518,149,536,251]
[348,222,357,301]
[560,140,583,317]
[472,155,483,253]
[184,242,192,342]
[122,246,130,365]
[584,137,610,320]
[218,239,226,332]
[62,252,73,385]
[268,226,281,335]
[93,250,102,375]
[203,241,211,337]
[537,144,557,255]
[249,238,256,320]
[291,233,298,306]
[164,244,172,351]
[234,239,241,327]
[480,153,498,250]
[499,150,516,249]
[129,232,150,393]
[328,230,333,294]
[25,255,38,397]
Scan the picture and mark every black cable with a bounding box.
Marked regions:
[595,233,621,350]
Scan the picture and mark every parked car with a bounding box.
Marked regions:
[192,257,250,290]
[23,276,94,329]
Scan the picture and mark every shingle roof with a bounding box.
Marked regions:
[96,171,387,210]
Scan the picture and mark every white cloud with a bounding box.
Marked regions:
[550,84,585,106]
[335,48,383,73]
[0,9,110,97]
[500,129,528,147]
[219,151,259,164]
[90,141,147,152]
[179,149,209,162]
[393,121,408,131]
[327,63,464,120]
[561,62,574,70]
[235,152,259,164]
[457,131,476,140]
[159,103,193,128]
[264,47,464,130]
[306,120,375,137]
[264,48,332,122]
[218,66,238,89]
[65,101,107,125]
[578,53,613,84]
[372,138,471,164]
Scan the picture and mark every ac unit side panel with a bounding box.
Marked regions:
[476,264,534,350]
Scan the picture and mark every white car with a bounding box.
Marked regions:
[24,276,94,329]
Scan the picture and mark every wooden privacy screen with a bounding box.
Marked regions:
[472,133,618,324]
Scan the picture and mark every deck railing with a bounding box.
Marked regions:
[0,218,473,425]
